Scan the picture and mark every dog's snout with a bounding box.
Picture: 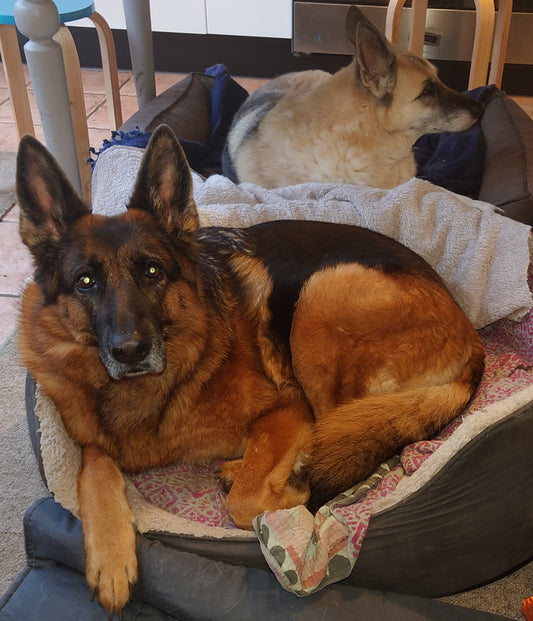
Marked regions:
[110,330,151,364]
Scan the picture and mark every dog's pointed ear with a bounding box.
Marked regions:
[127,124,199,239]
[17,135,91,300]
[348,8,396,99]
[346,5,374,38]
[17,134,90,251]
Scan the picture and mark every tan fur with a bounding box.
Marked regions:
[290,264,485,500]
[17,127,484,616]
[232,64,417,188]
[226,9,483,189]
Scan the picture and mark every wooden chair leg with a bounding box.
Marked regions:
[385,0,405,45]
[54,25,92,203]
[468,0,496,89]
[487,0,512,87]
[385,0,428,55]
[408,0,428,56]
[89,12,123,130]
[0,24,34,138]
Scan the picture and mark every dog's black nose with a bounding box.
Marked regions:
[110,331,151,364]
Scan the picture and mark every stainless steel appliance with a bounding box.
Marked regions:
[292,1,533,92]
[293,1,533,63]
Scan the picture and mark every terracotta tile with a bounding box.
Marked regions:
[82,93,107,118]
[0,97,19,124]
[0,221,33,296]
[88,128,114,152]
[0,88,37,127]
[155,72,187,95]
[0,84,105,128]
[234,77,270,93]
[118,72,186,98]
[118,76,139,97]
[67,69,134,95]
[0,87,11,107]
[2,203,20,224]
[87,94,139,130]
[0,296,21,348]
[511,96,533,120]
[0,123,21,152]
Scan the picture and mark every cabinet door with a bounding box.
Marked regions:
[90,0,207,34]
[206,0,292,38]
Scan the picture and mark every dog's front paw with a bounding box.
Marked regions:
[85,528,138,617]
[78,445,138,616]
[218,458,243,493]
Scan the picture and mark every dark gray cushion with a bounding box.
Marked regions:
[119,72,215,143]
[479,91,533,224]
[0,498,511,621]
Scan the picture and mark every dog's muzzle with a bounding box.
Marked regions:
[100,331,166,380]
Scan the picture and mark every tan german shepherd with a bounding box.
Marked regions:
[223,6,483,189]
[17,125,484,616]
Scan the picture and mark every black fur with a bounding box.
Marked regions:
[244,220,443,348]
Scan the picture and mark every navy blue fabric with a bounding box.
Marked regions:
[90,64,248,176]
[414,85,497,199]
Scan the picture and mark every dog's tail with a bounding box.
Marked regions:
[307,362,482,510]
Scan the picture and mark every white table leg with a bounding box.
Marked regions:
[14,0,82,196]
[123,0,155,108]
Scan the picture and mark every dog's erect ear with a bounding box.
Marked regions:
[17,134,90,251]
[127,124,199,239]
[348,8,396,99]
[17,135,91,300]
[345,4,374,38]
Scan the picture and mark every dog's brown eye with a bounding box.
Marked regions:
[145,263,163,279]
[77,274,96,290]
[418,82,436,99]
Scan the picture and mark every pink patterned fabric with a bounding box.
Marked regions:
[132,460,235,528]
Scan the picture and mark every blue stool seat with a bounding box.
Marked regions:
[0,0,95,25]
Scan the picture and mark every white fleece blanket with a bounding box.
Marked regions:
[92,145,532,329]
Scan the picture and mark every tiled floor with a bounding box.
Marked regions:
[0,63,531,351]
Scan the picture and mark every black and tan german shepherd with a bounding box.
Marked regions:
[17,125,484,616]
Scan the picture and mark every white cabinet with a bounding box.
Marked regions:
[77,0,291,39]
[75,0,206,34]
[206,0,292,38]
